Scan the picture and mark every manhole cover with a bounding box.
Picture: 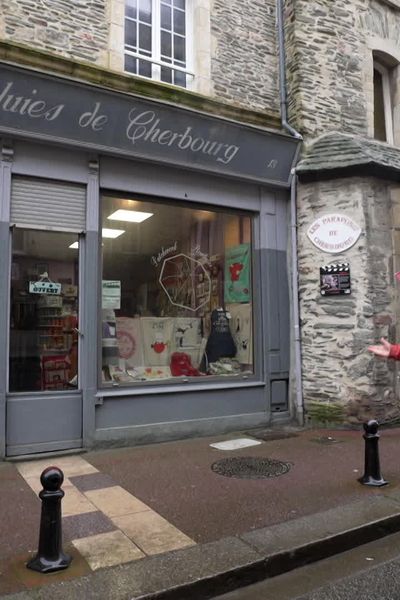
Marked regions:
[311,436,342,445]
[211,456,291,479]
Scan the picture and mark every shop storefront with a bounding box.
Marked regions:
[0,62,300,458]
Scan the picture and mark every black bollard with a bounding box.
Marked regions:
[27,466,72,573]
[358,419,388,487]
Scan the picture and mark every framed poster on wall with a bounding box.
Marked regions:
[320,264,351,296]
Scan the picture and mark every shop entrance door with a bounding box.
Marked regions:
[7,228,83,456]
[6,177,86,457]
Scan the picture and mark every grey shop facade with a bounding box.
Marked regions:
[0,61,300,458]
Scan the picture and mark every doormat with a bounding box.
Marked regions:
[211,456,291,479]
[245,429,299,442]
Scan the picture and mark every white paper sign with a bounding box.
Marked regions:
[307,214,361,254]
[102,280,121,309]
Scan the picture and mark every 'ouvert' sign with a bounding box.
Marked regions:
[0,63,300,186]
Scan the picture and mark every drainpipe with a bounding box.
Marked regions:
[290,170,304,425]
[276,0,304,425]
[276,0,302,140]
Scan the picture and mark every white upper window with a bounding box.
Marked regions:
[124,0,193,88]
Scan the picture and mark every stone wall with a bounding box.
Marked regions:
[210,0,280,112]
[0,0,280,112]
[297,176,400,425]
[285,0,400,139]
[0,0,109,66]
[285,0,370,138]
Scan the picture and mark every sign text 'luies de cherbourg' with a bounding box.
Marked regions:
[0,64,299,185]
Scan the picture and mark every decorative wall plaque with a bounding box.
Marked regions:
[308,214,361,254]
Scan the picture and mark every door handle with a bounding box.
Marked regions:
[73,327,84,337]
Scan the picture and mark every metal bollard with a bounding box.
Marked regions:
[27,466,72,573]
[358,419,388,487]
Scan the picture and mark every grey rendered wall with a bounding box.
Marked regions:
[260,190,290,414]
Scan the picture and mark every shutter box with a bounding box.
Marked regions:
[11,176,86,232]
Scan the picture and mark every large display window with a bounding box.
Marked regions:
[100,193,254,385]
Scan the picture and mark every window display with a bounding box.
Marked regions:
[101,193,254,384]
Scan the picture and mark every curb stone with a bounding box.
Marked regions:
[4,496,400,600]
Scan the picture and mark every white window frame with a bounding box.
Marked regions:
[124,0,194,89]
[374,61,394,144]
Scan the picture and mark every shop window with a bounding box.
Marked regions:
[9,229,80,393]
[100,194,254,385]
[374,62,394,144]
[124,0,193,88]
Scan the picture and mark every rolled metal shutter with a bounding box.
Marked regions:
[11,176,86,232]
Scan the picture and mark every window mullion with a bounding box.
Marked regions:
[152,0,161,81]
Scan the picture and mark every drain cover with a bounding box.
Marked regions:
[311,436,342,445]
[245,429,298,442]
[211,456,291,479]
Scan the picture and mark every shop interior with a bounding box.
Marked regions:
[9,229,79,393]
[100,193,254,384]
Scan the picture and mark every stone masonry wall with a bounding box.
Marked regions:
[0,0,109,66]
[285,0,370,138]
[210,0,280,112]
[285,0,400,139]
[0,0,280,113]
[297,176,400,425]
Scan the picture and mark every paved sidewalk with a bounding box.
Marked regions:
[2,426,400,599]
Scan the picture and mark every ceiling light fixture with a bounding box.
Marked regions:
[101,228,125,239]
[69,228,124,249]
[107,209,153,223]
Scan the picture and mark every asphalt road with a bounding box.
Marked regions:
[212,531,400,599]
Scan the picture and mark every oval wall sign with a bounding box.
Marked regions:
[307,214,361,254]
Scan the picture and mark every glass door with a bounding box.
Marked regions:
[6,228,83,456]
[9,229,80,392]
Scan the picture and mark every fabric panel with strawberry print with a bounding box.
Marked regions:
[224,243,251,303]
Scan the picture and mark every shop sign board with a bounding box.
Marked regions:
[307,214,361,254]
[29,281,61,295]
[102,280,121,309]
[0,64,300,187]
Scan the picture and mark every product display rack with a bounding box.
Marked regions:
[37,295,77,390]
